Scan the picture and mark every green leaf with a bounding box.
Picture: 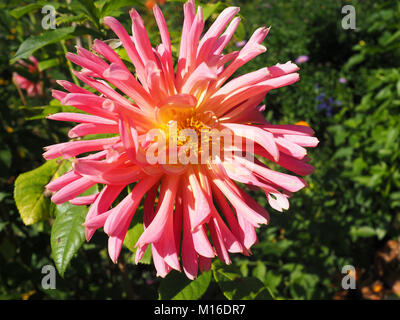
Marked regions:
[14,159,71,225]
[38,58,60,72]
[288,272,319,300]
[252,261,266,282]
[24,98,85,120]
[100,0,142,18]
[56,13,86,25]
[396,80,400,97]
[74,0,101,28]
[158,270,211,300]
[10,4,43,19]
[212,261,273,300]
[10,27,75,64]
[10,2,61,19]
[123,212,152,264]
[264,270,282,295]
[51,202,88,277]
[375,86,393,101]
[350,226,379,239]
[115,47,131,63]
[380,30,400,46]
[344,53,365,70]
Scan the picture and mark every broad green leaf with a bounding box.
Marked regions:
[124,215,152,264]
[212,261,273,300]
[38,58,60,72]
[10,2,61,19]
[239,261,249,277]
[10,4,43,19]
[375,86,393,101]
[14,159,71,225]
[158,270,211,300]
[289,272,319,300]
[264,270,282,295]
[255,239,293,256]
[115,47,131,63]
[51,202,88,277]
[252,261,266,282]
[344,53,365,70]
[10,27,75,64]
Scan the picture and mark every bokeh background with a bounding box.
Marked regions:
[0,0,399,300]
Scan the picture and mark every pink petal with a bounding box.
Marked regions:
[223,123,279,161]
[69,192,99,205]
[51,176,97,204]
[135,175,180,247]
[47,112,117,125]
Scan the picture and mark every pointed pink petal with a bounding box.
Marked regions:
[135,175,180,247]
[223,123,279,161]
[51,176,97,204]
[69,192,99,205]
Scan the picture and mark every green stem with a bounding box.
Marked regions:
[60,40,79,86]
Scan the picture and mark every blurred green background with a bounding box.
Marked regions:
[0,0,399,300]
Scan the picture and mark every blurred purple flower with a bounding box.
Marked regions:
[235,40,247,48]
[316,93,325,101]
[317,102,328,111]
[339,77,347,84]
[316,93,339,118]
[295,55,309,64]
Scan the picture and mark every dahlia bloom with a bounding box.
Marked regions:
[13,56,43,97]
[44,0,318,279]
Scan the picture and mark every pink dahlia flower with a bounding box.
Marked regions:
[44,0,318,279]
[13,56,43,97]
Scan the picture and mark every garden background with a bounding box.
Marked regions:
[0,0,399,300]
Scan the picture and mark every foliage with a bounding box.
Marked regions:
[0,0,399,300]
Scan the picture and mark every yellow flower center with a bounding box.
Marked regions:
[152,105,224,165]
